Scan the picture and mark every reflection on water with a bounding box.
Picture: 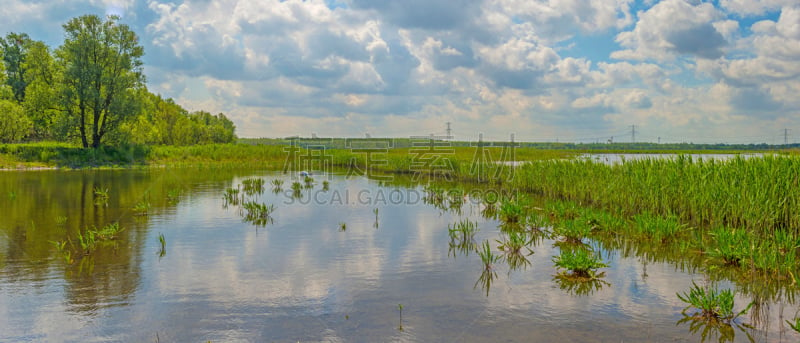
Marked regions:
[0,168,798,342]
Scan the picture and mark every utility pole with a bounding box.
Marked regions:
[631,125,636,143]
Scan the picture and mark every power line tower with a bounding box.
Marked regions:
[446,122,452,140]
[785,128,790,145]
[631,125,636,143]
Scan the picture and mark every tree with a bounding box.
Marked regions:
[57,14,144,148]
[0,32,33,103]
[22,41,61,139]
[0,100,32,142]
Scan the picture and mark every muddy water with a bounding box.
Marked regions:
[0,168,796,342]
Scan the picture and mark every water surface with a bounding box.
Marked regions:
[0,168,796,342]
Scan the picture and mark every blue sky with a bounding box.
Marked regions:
[1,0,798,143]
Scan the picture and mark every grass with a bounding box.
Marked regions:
[158,233,166,257]
[477,240,500,271]
[677,281,753,323]
[241,201,275,226]
[241,178,265,195]
[133,201,151,215]
[448,219,479,257]
[552,248,609,280]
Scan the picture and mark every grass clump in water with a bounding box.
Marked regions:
[552,248,609,280]
[448,219,479,257]
[677,281,752,323]
[241,201,275,226]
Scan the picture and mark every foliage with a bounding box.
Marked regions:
[57,15,145,148]
[552,248,609,280]
[0,99,32,142]
[677,281,753,323]
[0,17,236,148]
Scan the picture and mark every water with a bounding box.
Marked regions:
[0,168,796,342]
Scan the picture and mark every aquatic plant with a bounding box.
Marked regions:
[553,274,610,296]
[55,216,68,226]
[93,187,109,206]
[496,230,533,256]
[449,219,479,244]
[271,179,284,187]
[158,233,166,257]
[303,176,314,188]
[93,223,125,240]
[397,304,404,331]
[552,248,609,280]
[339,222,347,232]
[551,218,594,244]
[322,180,330,191]
[241,177,265,194]
[448,219,479,257]
[786,317,800,333]
[477,240,500,271]
[166,189,181,203]
[499,200,524,223]
[291,181,303,192]
[223,187,241,205]
[632,212,687,243]
[707,227,751,266]
[677,281,753,323]
[241,201,275,226]
[77,231,97,255]
[133,201,151,215]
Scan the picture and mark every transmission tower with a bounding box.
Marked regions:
[446,122,452,140]
[631,125,636,143]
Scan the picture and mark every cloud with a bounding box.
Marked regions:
[1,0,797,143]
[612,0,727,61]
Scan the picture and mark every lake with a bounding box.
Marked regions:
[0,168,795,342]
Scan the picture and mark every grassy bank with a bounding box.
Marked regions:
[0,142,574,170]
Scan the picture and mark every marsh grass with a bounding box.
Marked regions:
[93,187,109,206]
[552,218,595,245]
[448,219,479,257]
[499,200,524,224]
[707,227,751,267]
[552,248,609,280]
[158,233,166,257]
[241,201,275,226]
[632,212,688,243]
[241,178,265,195]
[55,216,68,226]
[223,187,242,206]
[553,274,610,296]
[133,201,151,215]
[677,281,753,323]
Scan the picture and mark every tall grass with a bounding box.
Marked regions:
[514,155,799,237]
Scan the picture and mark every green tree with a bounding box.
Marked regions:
[22,41,61,139]
[0,100,32,142]
[57,14,144,148]
[0,32,32,103]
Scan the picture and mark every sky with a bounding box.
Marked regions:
[1,0,798,144]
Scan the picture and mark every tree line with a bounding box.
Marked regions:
[0,14,236,147]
